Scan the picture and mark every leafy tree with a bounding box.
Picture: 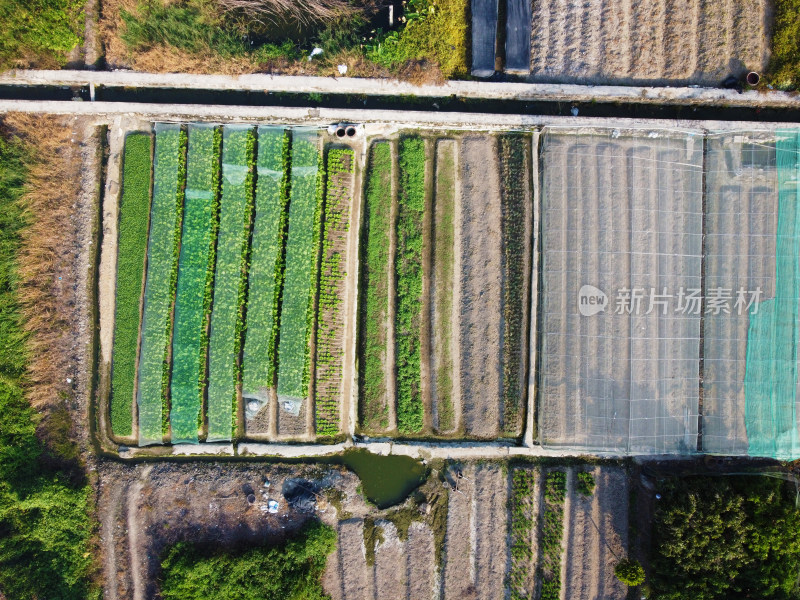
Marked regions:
[650,476,800,600]
[160,520,336,600]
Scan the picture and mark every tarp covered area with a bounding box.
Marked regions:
[471,0,498,76]
[505,0,531,73]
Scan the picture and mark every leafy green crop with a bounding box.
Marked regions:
[207,126,255,440]
[137,124,185,445]
[315,147,354,436]
[242,127,289,397]
[0,0,84,69]
[111,132,152,438]
[359,142,392,432]
[276,132,322,402]
[540,470,566,600]
[395,136,425,434]
[170,124,221,443]
[510,468,536,599]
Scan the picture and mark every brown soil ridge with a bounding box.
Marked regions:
[459,137,503,439]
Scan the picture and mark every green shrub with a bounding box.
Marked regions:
[576,471,595,497]
[159,520,336,599]
[615,559,645,587]
[111,133,152,437]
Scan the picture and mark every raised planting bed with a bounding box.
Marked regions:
[241,127,288,406]
[170,124,221,443]
[540,470,566,600]
[394,136,426,434]
[207,125,255,441]
[110,132,152,438]
[509,468,537,599]
[315,147,354,436]
[358,141,393,433]
[275,129,323,429]
[136,123,185,445]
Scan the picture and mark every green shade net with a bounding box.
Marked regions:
[745,129,800,459]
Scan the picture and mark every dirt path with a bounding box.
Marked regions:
[459,137,503,438]
[527,0,771,85]
[420,138,435,433]
[406,521,437,599]
[443,465,475,598]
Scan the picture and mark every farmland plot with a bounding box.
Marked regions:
[207,125,255,441]
[136,123,185,445]
[276,129,322,436]
[358,141,395,433]
[315,147,355,436]
[242,127,288,431]
[170,124,221,443]
[111,132,152,438]
[527,0,770,85]
[538,127,703,453]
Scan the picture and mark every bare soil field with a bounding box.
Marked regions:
[528,0,772,85]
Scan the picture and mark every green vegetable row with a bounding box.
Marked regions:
[110,132,152,438]
[394,136,426,434]
[510,469,536,600]
[136,123,185,445]
[207,126,255,440]
[315,147,354,436]
[358,141,393,433]
[170,124,220,443]
[540,470,567,600]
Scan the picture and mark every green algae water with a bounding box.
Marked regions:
[326,449,426,509]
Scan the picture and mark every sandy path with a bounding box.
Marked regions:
[339,519,374,600]
[406,521,437,599]
[459,137,503,438]
[374,521,406,599]
[472,464,509,599]
[323,540,344,600]
[421,138,435,433]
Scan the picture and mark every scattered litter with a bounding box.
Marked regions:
[337,64,348,75]
[268,499,280,513]
[570,106,579,116]
[247,494,256,504]
[308,47,323,61]
[263,478,271,488]
[611,129,621,139]
[66,377,72,384]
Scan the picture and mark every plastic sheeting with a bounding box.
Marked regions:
[471,0,498,77]
[538,127,704,454]
[505,0,531,73]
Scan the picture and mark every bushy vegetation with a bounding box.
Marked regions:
[540,470,566,600]
[767,0,800,90]
[207,126,255,440]
[116,0,469,79]
[315,147,354,436]
[171,125,220,443]
[395,136,425,434]
[0,128,98,599]
[359,141,392,432]
[576,471,595,497]
[111,133,152,437]
[242,128,289,395]
[367,0,470,78]
[159,520,336,599]
[498,134,527,435]
[649,475,800,600]
[0,0,84,69]
[615,558,645,587]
